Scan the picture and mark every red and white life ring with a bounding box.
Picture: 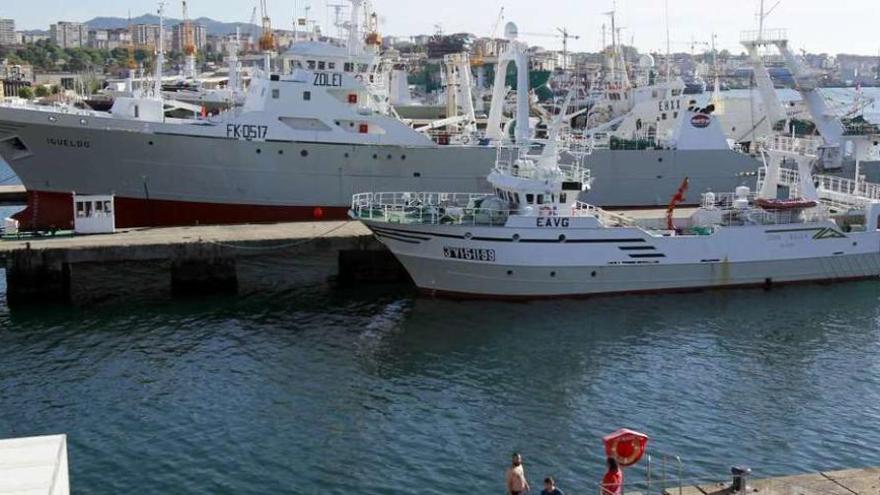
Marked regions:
[603,429,649,467]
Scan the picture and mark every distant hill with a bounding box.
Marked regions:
[84,14,260,36]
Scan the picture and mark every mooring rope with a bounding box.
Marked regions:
[201,221,359,252]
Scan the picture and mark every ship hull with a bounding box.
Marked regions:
[361,220,880,299]
[0,107,760,229]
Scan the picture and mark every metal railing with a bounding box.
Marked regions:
[349,192,632,227]
[763,135,821,158]
[740,28,788,44]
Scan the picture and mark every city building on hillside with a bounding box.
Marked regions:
[1,60,34,81]
[87,29,109,49]
[131,24,170,50]
[171,23,207,53]
[107,29,132,50]
[17,32,49,44]
[0,18,16,45]
[50,21,87,48]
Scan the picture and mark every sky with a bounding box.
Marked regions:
[2,0,879,55]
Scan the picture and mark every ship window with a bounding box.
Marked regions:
[134,105,139,118]
[76,202,85,217]
[661,113,667,120]
[537,195,545,205]
[307,60,316,70]
[526,194,534,204]
[104,201,112,213]
[303,91,311,101]
[344,62,354,72]
[272,88,280,99]
[318,61,326,70]
[328,62,336,70]
[95,201,103,212]
[673,111,678,119]
[358,64,369,73]
[560,193,567,203]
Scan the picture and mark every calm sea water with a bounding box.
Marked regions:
[2,276,880,494]
[2,88,880,493]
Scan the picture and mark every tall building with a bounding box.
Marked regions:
[171,23,207,53]
[87,29,109,49]
[0,18,16,46]
[131,24,170,50]
[50,21,86,48]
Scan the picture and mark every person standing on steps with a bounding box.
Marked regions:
[506,452,530,495]
[601,457,623,495]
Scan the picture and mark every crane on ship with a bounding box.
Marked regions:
[181,0,197,79]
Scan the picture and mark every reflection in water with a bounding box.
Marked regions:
[1,275,880,493]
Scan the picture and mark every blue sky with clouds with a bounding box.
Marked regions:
[3,0,878,55]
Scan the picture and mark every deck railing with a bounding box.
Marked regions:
[350,192,629,227]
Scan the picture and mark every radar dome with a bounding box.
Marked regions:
[638,54,655,69]
[504,22,519,40]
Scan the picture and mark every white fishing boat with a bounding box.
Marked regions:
[351,97,880,299]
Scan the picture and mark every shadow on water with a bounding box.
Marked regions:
[1,272,880,493]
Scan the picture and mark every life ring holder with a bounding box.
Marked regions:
[609,436,643,466]
[461,135,471,145]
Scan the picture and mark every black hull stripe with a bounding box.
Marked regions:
[369,224,647,244]
[374,232,421,244]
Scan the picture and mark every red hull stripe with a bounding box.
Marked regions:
[12,190,350,230]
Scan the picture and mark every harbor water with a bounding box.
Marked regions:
[2,276,880,493]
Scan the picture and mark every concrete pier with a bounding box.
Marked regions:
[0,221,401,305]
[670,466,880,495]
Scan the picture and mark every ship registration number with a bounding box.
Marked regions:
[443,246,496,263]
[226,124,268,140]
[313,72,343,87]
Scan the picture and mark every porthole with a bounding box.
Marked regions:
[464,232,473,240]
[550,271,557,278]
[386,154,392,160]
[256,149,262,154]
[401,155,407,160]
[507,270,514,276]
[344,153,350,158]
[512,234,520,242]
[278,150,284,155]
[591,271,597,278]
[148,141,154,146]
[658,157,663,163]
[558,234,567,242]
[372,154,378,159]
[301,150,309,157]
[413,172,421,177]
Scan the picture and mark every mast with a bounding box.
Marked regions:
[665,0,671,84]
[154,1,166,99]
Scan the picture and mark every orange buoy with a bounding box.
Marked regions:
[313,207,324,219]
[603,429,649,467]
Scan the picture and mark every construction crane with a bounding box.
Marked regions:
[243,6,257,52]
[519,27,581,71]
[488,6,505,39]
[258,0,275,52]
[126,12,137,72]
[181,0,197,78]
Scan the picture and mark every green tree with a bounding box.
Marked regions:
[34,85,50,97]
[18,87,34,99]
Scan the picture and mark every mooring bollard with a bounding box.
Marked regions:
[731,466,751,493]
